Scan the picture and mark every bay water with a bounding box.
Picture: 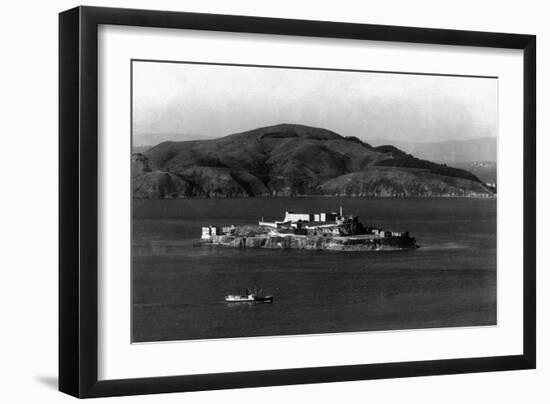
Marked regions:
[132,197,496,342]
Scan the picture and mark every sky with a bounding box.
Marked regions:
[132,60,498,146]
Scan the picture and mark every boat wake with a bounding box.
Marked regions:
[419,242,468,251]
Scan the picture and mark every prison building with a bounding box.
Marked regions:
[221,225,236,234]
[311,224,343,236]
[201,225,221,239]
[312,212,338,222]
[284,211,313,223]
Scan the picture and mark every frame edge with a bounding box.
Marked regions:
[522,34,536,369]
[58,6,81,398]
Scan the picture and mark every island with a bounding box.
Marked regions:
[199,206,418,251]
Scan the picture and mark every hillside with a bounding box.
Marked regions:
[132,124,493,198]
[370,137,497,165]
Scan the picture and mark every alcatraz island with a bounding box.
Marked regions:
[200,206,417,251]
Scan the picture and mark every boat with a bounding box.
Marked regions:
[225,288,273,303]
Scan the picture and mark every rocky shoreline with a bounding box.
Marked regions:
[200,231,418,251]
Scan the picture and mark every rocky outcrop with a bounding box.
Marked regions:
[203,233,417,251]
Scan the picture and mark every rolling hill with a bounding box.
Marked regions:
[370,137,497,165]
[132,124,493,198]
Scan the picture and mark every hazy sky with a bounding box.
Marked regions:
[132,61,498,146]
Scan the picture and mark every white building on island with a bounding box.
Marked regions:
[259,206,346,229]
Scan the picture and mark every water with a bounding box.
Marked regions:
[132,197,496,342]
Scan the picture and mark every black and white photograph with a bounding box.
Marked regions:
[0,0,545,400]
[131,60,498,343]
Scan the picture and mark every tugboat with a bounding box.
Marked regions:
[225,287,273,303]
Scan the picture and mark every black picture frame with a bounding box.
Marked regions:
[59,5,536,398]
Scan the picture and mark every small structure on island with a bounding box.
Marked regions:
[201,225,221,240]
